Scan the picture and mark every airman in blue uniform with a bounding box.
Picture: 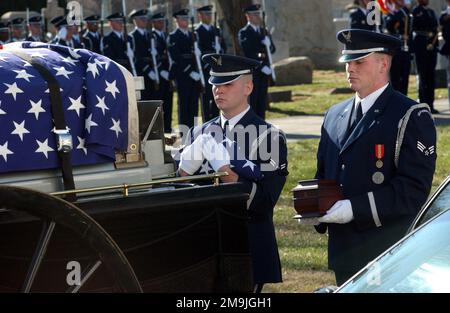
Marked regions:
[101,12,133,73]
[439,0,450,106]
[151,12,174,133]
[349,0,376,31]
[82,15,102,54]
[26,15,45,42]
[168,9,201,129]
[238,4,275,120]
[305,29,437,285]
[385,0,412,95]
[7,17,25,43]
[195,5,227,122]
[175,54,288,293]
[0,22,9,45]
[411,0,439,113]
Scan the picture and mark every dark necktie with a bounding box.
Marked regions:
[222,120,229,138]
[349,101,363,134]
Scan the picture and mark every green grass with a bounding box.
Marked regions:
[264,123,450,293]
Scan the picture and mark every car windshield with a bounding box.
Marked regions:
[338,209,450,293]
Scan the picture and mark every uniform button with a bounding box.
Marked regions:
[341,164,345,170]
[340,184,343,187]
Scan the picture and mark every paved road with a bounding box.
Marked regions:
[268,98,450,143]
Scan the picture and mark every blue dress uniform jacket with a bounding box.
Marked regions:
[315,85,436,275]
[185,108,288,284]
[196,24,227,122]
[238,24,275,119]
[82,31,102,54]
[101,31,133,73]
[168,28,200,128]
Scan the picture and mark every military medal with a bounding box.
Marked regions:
[372,172,385,185]
[376,160,383,169]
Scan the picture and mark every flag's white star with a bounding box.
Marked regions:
[0,101,5,115]
[53,66,74,79]
[61,56,78,66]
[69,49,82,59]
[86,62,99,78]
[94,58,107,68]
[11,120,30,141]
[0,141,14,162]
[95,95,109,115]
[13,69,35,82]
[200,162,212,174]
[21,60,32,67]
[105,80,120,99]
[77,136,87,155]
[242,160,256,172]
[27,99,46,120]
[30,51,47,58]
[4,82,24,100]
[110,118,122,138]
[67,95,85,117]
[35,139,54,159]
[85,114,98,134]
[0,55,9,62]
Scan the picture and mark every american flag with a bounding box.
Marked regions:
[0,42,129,174]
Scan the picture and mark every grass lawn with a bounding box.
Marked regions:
[263,123,450,293]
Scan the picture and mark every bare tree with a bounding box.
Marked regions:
[216,0,252,55]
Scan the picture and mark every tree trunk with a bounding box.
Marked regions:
[216,0,253,55]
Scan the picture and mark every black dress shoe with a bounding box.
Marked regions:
[431,108,440,114]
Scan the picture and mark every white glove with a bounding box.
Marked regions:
[151,47,157,56]
[189,71,201,81]
[179,135,204,175]
[202,134,230,171]
[160,70,169,81]
[194,45,202,56]
[57,27,68,41]
[126,45,134,59]
[261,36,271,47]
[297,217,320,226]
[261,65,272,75]
[148,70,157,81]
[318,200,354,224]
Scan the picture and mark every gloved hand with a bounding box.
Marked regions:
[297,217,320,226]
[160,70,169,81]
[57,27,68,41]
[261,36,271,47]
[148,70,157,81]
[202,134,230,171]
[194,45,202,57]
[261,65,272,75]
[318,199,354,224]
[150,47,157,56]
[189,71,201,81]
[126,45,134,59]
[179,135,204,175]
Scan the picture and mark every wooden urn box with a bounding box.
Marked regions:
[292,179,343,218]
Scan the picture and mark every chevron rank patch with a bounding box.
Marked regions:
[417,141,435,156]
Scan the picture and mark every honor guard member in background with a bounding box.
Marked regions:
[302,29,436,286]
[411,0,439,114]
[26,15,45,42]
[177,54,288,292]
[439,0,450,106]
[151,12,174,133]
[238,4,275,120]
[349,0,376,31]
[49,15,64,44]
[7,17,25,43]
[71,23,84,48]
[168,9,201,130]
[129,9,155,100]
[101,12,133,73]
[0,22,10,45]
[385,0,412,95]
[196,5,227,122]
[82,15,102,54]
[52,17,76,47]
